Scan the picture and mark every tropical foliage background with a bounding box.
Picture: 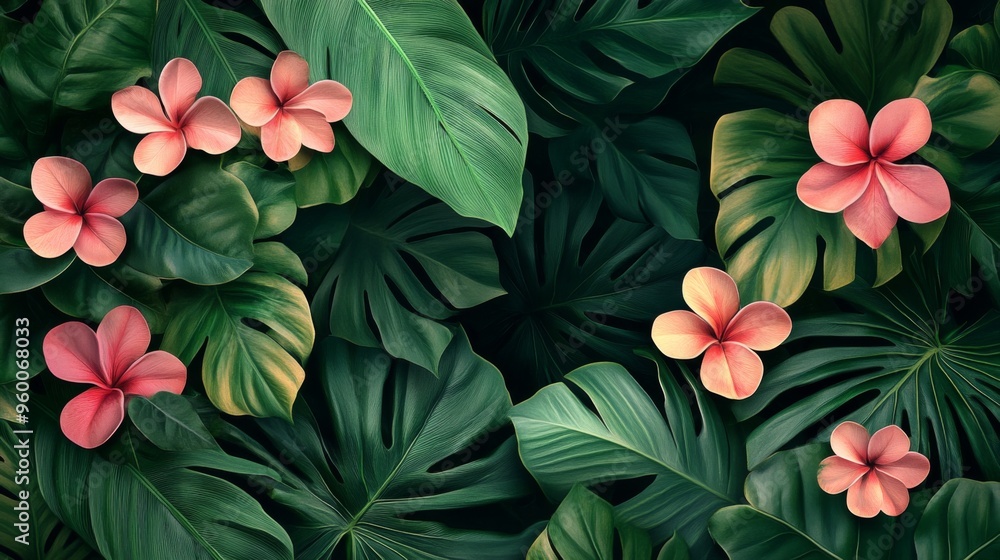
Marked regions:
[1,0,999,558]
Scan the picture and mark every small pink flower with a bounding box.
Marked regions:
[651,267,792,399]
[818,422,930,518]
[112,58,241,176]
[23,156,137,267]
[797,98,950,249]
[230,50,352,162]
[43,306,186,448]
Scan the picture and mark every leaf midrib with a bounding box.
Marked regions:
[50,0,124,109]
[180,0,238,86]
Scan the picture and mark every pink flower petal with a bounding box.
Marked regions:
[96,306,151,382]
[651,310,717,359]
[133,131,187,176]
[23,211,82,258]
[724,301,792,351]
[870,98,931,162]
[84,179,138,218]
[288,108,334,153]
[158,58,202,123]
[700,341,762,400]
[830,421,870,465]
[875,452,930,488]
[868,425,911,465]
[74,214,126,267]
[43,322,107,386]
[682,267,740,338]
[797,162,872,213]
[230,76,280,127]
[808,99,871,166]
[261,110,303,162]
[874,162,950,224]
[180,96,241,155]
[846,470,883,518]
[271,50,310,102]
[843,174,898,249]
[818,456,871,494]
[60,386,124,449]
[111,86,173,134]
[875,470,910,516]
[116,351,187,398]
[286,80,353,122]
[31,156,92,213]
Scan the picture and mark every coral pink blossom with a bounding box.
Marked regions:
[23,157,137,267]
[651,267,792,399]
[818,422,930,518]
[112,58,241,176]
[797,98,950,249]
[230,50,352,162]
[43,306,186,449]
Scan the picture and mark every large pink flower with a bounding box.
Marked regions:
[43,306,186,449]
[230,50,352,162]
[818,422,930,518]
[797,98,950,249]
[112,58,241,176]
[651,267,792,399]
[23,157,137,267]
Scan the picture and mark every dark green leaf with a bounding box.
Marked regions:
[42,259,167,332]
[292,124,375,207]
[225,162,297,240]
[915,479,1000,558]
[128,393,220,452]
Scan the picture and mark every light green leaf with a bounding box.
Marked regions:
[261,0,528,233]
[293,124,376,207]
[225,162,297,240]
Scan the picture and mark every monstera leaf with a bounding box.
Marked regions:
[152,0,281,101]
[0,425,94,560]
[734,267,1000,480]
[467,178,706,386]
[711,0,1000,305]
[219,333,536,560]
[511,357,745,557]
[260,0,528,234]
[528,486,691,560]
[710,445,921,560]
[0,0,153,133]
[915,479,1000,558]
[292,180,504,374]
[484,0,757,136]
[34,418,293,560]
[161,263,314,419]
[120,158,258,285]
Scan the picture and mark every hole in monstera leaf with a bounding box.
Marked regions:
[363,291,383,345]
[607,239,662,281]
[577,202,617,267]
[514,0,547,32]
[721,215,774,261]
[240,317,269,333]
[715,175,768,199]
[636,0,653,8]
[592,474,656,508]
[380,366,396,449]
[395,254,457,317]
[482,105,523,144]
[384,195,439,230]
[574,0,598,22]
[428,424,515,474]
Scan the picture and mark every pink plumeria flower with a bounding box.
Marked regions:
[230,50,352,162]
[43,306,186,449]
[797,98,950,249]
[111,58,241,176]
[23,156,137,267]
[818,422,930,518]
[651,267,792,399]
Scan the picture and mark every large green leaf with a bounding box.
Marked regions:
[292,180,504,374]
[734,268,1000,479]
[949,1,1000,78]
[0,245,74,294]
[292,124,376,207]
[484,0,757,136]
[152,0,282,101]
[709,445,919,560]
[225,162,297,240]
[161,269,314,420]
[915,479,1000,558]
[260,0,528,234]
[34,418,292,560]
[61,113,141,182]
[0,0,153,133]
[128,393,220,452]
[219,333,536,559]
[120,158,258,285]
[468,177,705,386]
[528,485,681,560]
[42,259,167,332]
[0,425,95,560]
[550,117,700,239]
[511,357,745,556]
[709,0,1000,305]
